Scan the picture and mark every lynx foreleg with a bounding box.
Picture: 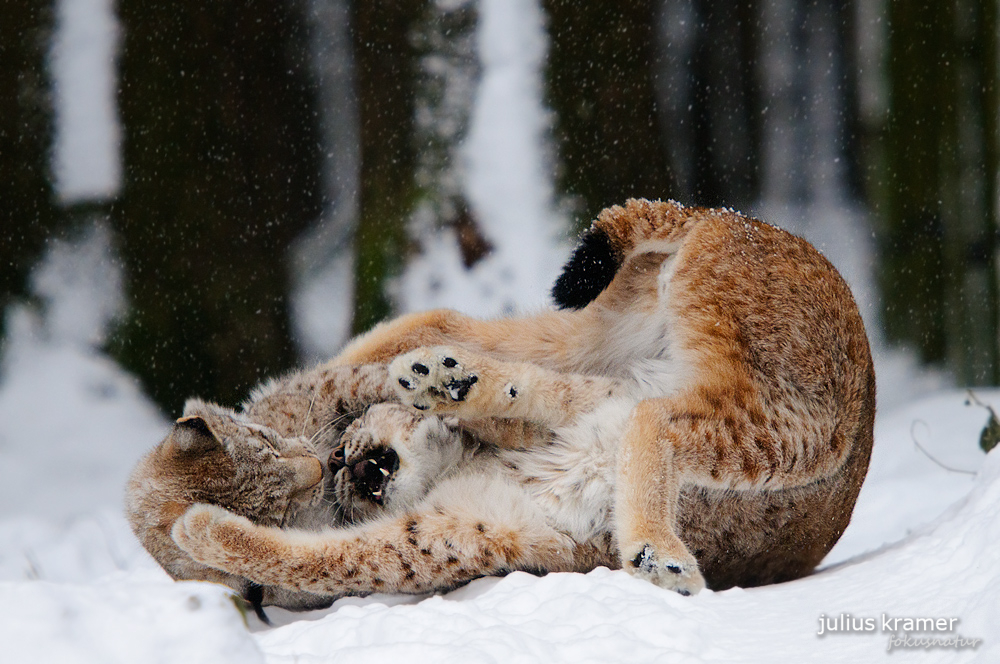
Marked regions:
[172,475,575,597]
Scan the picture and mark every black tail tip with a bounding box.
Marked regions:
[245,583,271,625]
[551,228,620,309]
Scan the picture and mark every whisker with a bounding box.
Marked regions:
[307,408,366,448]
[299,387,320,438]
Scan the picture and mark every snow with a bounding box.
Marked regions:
[0,225,166,521]
[400,0,571,318]
[7,0,995,660]
[2,223,996,663]
[5,575,262,664]
[49,0,121,203]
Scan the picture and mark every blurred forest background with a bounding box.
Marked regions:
[2,0,998,415]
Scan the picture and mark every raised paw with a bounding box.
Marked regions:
[624,543,706,596]
[389,347,480,412]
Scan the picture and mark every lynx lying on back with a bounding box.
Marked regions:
[128,199,875,606]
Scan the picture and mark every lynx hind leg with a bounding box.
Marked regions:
[390,346,624,431]
[390,346,514,414]
[616,400,706,596]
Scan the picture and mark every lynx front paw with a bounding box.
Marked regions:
[624,542,706,596]
[172,503,252,568]
[390,347,481,412]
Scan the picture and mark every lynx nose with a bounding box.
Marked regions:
[328,446,346,472]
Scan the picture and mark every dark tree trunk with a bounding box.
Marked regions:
[349,0,429,334]
[113,0,322,413]
[834,0,864,202]
[880,0,999,384]
[0,0,58,336]
[939,0,999,384]
[656,0,764,208]
[543,0,675,228]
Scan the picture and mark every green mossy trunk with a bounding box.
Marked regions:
[682,0,761,207]
[113,0,322,414]
[349,0,429,335]
[881,0,999,384]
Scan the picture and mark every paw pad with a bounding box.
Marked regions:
[626,542,705,596]
[389,348,480,412]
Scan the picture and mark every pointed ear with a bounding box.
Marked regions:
[169,416,222,455]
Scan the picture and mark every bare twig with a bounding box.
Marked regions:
[910,420,977,476]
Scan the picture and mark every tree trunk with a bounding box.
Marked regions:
[0,0,58,337]
[113,0,322,413]
[543,0,675,228]
[678,0,761,207]
[880,0,999,384]
[349,0,429,334]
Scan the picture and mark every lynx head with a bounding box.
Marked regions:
[125,398,333,611]
[330,403,471,522]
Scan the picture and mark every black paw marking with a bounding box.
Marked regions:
[631,544,655,572]
[444,375,478,401]
[631,544,683,575]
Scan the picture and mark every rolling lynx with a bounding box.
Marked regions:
[128,199,876,608]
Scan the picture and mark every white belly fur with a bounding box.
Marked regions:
[504,397,632,542]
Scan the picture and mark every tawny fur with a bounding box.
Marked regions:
[129,199,875,603]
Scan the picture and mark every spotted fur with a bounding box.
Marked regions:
[136,199,875,604]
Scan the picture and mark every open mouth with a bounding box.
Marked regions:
[330,446,399,506]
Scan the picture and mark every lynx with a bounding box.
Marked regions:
[127,199,875,609]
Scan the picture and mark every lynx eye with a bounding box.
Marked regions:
[257,433,280,454]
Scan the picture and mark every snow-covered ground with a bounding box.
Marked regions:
[2,254,996,662]
[6,0,995,660]
[0,209,994,664]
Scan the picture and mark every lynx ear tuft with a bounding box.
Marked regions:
[551,227,621,309]
[171,416,221,455]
